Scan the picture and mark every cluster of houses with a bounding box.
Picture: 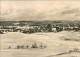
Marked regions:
[0,24,80,34]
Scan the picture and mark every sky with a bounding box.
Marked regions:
[0,1,80,21]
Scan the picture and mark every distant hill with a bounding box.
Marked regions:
[0,20,80,26]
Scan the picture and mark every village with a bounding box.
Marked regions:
[0,23,80,34]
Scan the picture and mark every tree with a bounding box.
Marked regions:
[46,24,52,32]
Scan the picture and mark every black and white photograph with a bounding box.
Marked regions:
[0,0,80,57]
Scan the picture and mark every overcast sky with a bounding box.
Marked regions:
[1,1,80,21]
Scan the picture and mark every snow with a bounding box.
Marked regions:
[0,31,80,57]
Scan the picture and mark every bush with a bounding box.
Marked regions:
[16,45,25,49]
[70,48,80,52]
[31,42,38,48]
[39,43,43,48]
[14,42,47,49]
[39,43,47,49]
[44,45,47,48]
[16,45,21,49]
[8,46,11,49]
[26,45,29,48]
[20,45,25,49]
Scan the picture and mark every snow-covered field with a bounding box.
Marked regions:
[0,31,80,57]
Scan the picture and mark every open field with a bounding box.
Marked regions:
[0,31,80,57]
